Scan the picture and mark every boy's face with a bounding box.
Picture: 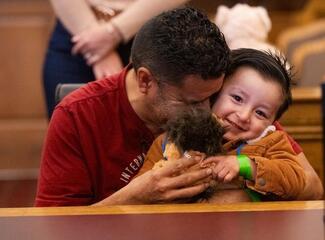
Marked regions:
[212,66,283,141]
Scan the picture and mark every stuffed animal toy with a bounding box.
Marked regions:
[157,107,224,167]
[152,107,225,202]
[215,4,278,53]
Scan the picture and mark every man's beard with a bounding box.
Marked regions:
[151,99,169,127]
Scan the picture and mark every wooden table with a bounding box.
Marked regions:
[0,201,324,240]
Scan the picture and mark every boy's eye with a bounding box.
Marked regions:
[256,110,267,118]
[231,94,242,102]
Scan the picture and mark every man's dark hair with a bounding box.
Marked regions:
[165,107,224,156]
[131,7,230,86]
[225,48,293,120]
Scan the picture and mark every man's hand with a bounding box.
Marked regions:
[93,154,212,206]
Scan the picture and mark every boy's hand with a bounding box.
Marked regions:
[202,155,240,183]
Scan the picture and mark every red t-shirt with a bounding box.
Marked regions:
[35,67,154,206]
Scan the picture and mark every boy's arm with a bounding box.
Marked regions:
[135,134,165,177]
[246,132,307,199]
[295,152,324,199]
[274,121,323,199]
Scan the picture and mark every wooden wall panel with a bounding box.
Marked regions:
[0,120,47,170]
[0,0,53,178]
[0,19,48,118]
[0,0,54,118]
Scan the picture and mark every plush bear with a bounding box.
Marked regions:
[215,4,278,53]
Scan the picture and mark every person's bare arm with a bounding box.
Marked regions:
[296,152,324,200]
[93,155,212,206]
[92,50,123,79]
[110,0,189,42]
[50,0,98,35]
[71,0,190,64]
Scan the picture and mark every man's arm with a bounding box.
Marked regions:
[93,155,212,206]
[36,107,212,206]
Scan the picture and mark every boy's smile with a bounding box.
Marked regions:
[212,66,283,141]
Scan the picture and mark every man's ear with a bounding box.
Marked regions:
[136,67,155,94]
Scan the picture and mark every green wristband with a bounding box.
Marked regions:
[237,154,252,180]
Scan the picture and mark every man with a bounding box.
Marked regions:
[35,7,230,206]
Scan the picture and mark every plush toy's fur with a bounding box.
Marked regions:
[164,107,224,158]
[162,107,225,202]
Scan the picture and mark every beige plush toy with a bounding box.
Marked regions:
[215,4,278,53]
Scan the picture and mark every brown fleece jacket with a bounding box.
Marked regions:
[137,130,306,200]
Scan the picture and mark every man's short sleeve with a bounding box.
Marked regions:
[35,106,93,206]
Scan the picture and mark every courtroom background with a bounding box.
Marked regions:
[0,0,324,207]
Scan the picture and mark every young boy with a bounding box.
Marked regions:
[137,48,306,202]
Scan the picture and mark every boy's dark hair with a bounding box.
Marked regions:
[226,48,293,120]
[131,7,230,86]
[165,107,224,156]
